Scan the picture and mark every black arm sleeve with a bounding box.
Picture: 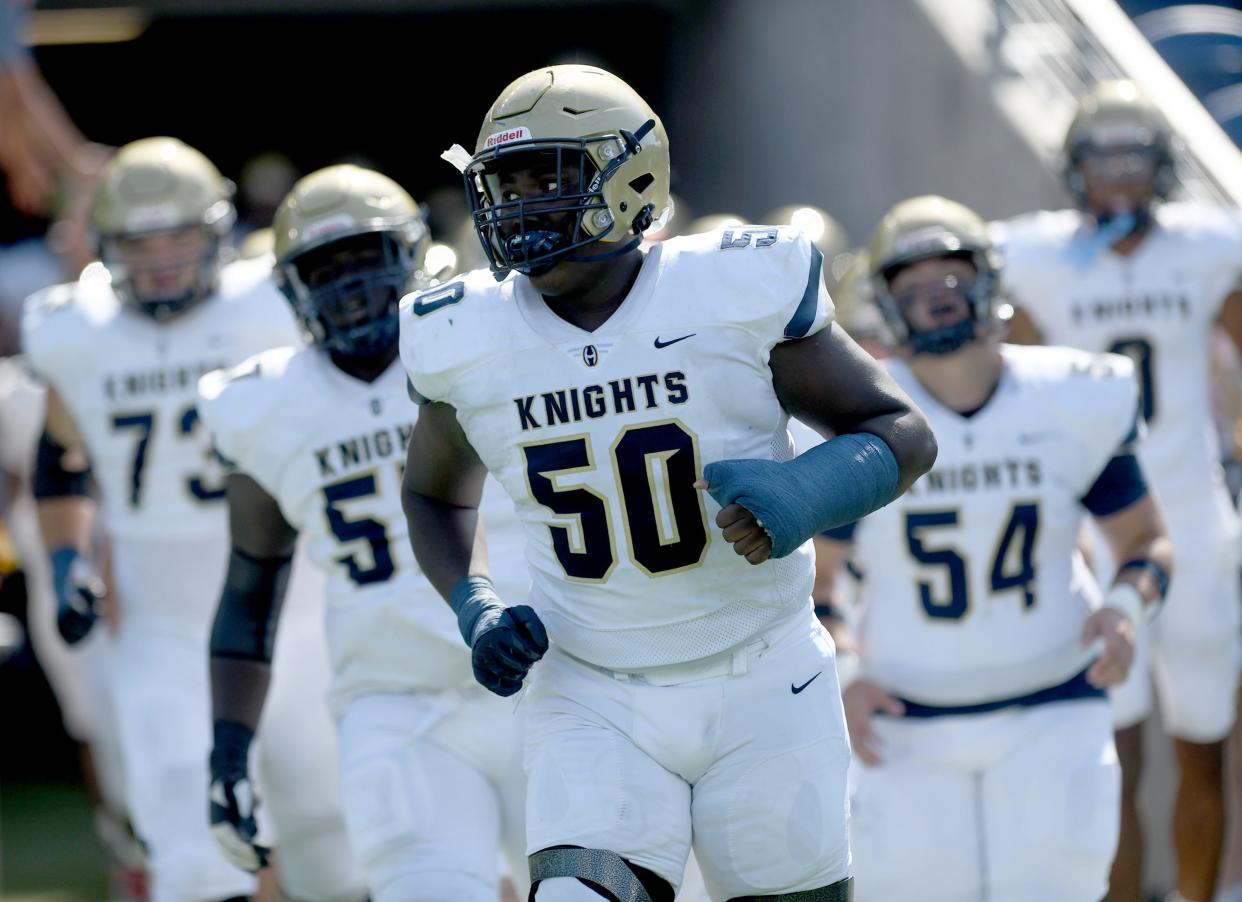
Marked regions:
[33,431,92,499]
[209,547,291,663]
[1080,453,1149,518]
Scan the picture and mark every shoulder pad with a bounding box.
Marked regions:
[20,280,118,380]
[197,346,301,473]
[662,227,834,341]
[216,256,277,298]
[399,269,517,405]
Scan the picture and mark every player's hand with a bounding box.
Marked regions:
[1082,607,1136,688]
[471,604,549,697]
[50,547,106,645]
[692,476,774,565]
[208,775,271,872]
[842,678,905,766]
[208,721,270,872]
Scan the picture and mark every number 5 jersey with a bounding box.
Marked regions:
[197,347,529,715]
[398,227,835,671]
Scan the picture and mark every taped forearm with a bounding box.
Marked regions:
[705,433,899,559]
[209,548,289,730]
[209,547,290,663]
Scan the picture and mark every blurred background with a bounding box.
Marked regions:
[3,0,1242,898]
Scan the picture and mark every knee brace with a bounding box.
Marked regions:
[728,875,854,901]
[528,846,673,902]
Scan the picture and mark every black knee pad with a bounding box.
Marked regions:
[727,875,853,901]
[528,845,674,902]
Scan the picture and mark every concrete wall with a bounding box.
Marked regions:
[665,0,1069,242]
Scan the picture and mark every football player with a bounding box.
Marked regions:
[0,354,141,895]
[993,80,1242,902]
[198,164,530,902]
[816,195,1171,900]
[399,64,937,901]
[19,137,328,902]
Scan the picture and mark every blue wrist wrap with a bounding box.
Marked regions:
[50,546,80,593]
[449,576,505,647]
[704,432,899,559]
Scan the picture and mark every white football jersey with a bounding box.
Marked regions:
[993,202,1242,539]
[0,356,43,477]
[848,345,1139,705]
[400,227,835,670]
[198,347,529,713]
[20,259,301,541]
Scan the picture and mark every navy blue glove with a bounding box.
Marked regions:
[50,547,106,644]
[451,577,549,696]
[208,720,271,872]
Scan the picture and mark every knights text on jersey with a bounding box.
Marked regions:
[399,226,835,669]
[20,259,302,540]
[852,344,1139,705]
[198,347,529,712]
[993,202,1242,518]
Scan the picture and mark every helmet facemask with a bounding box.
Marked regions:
[277,228,425,362]
[876,250,1000,357]
[464,121,657,280]
[101,209,233,322]
[1063,84,1176,233]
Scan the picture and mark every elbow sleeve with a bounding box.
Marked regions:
[209,548,291,663]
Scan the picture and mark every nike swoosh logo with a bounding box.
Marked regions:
[791,672,822,694]
[654,333,695,349]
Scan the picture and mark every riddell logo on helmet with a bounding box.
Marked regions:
[485,127,532,148]
[893,226,960,257]
[303,214,356,241]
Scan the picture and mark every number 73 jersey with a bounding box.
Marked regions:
[400,228,835,671]
[850,345,1140,706]
[20,260,301,540]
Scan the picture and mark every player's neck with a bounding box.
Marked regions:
[329,345,398,384]
[908,340,1003,416]
[1108,226,1150,257]
[537,249,645,332]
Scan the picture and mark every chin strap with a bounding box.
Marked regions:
[563,233,644,265]
[1067,211,1141,270]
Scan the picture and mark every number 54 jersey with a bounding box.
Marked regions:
[198,348,529,715]
[852,345,1139,706]
[399,228,835,671]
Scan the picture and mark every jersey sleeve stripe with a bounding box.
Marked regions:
[784,245,824,339]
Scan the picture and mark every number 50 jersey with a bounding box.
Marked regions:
[198,347,528,715]
[851,344,1139,706]
[400,227,835,671]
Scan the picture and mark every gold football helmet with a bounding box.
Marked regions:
[273,164,427,359]
[868,195,1002,355]
[461,64,670,278]
[91,137,235,319]
[1063,79,1175,209]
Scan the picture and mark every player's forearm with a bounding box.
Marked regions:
[36,495,94,554]
[1098,494,1173,609]
[209,547,290,731]
[1109,530,1173,608]
[850,407,938,497]
[401,488,488,601]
